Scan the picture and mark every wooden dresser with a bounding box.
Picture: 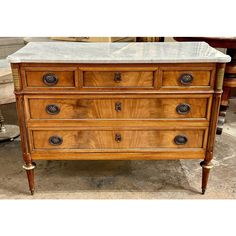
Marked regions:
[8,42,230,195]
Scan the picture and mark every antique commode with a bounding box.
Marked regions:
[8,42,230,195]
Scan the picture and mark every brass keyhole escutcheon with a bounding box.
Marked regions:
[114,72,122,83]
[115,102,122,112]
[115,133,122,143]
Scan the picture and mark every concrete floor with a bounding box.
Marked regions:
[0,101,236,199]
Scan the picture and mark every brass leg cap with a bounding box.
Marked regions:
[23,162,36,171]
[200,161,213,169]
[30,189,35,195]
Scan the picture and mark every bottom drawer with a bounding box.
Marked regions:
[31,129,206,150]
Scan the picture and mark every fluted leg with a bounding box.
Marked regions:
[23,162,36,195]
[200,161,213,194]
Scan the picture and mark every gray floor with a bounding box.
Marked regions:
[0,101,236,199]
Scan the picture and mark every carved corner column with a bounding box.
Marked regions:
[12,63,36,195]
[200,63,225,194]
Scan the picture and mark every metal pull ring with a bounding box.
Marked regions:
[174,135,188,145]
[115,133,122,143]
[179,74,193,85]
[49,136,63,145]
[176,103,191,115]
[43,73,58,86]
[114,72,122,83]
[46,104,60,115]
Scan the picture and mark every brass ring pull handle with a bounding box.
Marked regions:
[46,104,60,115]
[174,135,188,145]
[115,133,122,143]
[179,74,193,85]
[176,103,191,115]
[43,73,58,86]
[115,102,122,112]
[49,136,63,145]
[114,72,122,83]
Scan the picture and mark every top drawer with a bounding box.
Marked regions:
[159,65,215,90]
[80,66,157,89]
[23,66,78,89]
[83,71,154,88]
[20,64,215,91]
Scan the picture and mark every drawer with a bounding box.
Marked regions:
[31,129,206,150]
[159,66,215,89]
[80,66,157,88]
[23,67,77,88]
[27,96,211,120]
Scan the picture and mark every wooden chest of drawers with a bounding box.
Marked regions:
[8,42,230,195]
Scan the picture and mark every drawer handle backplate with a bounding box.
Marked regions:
[176,103,191,115]
[46,104,60,115]
[174,135,188,145]
[49,136,63,145]
[43,73,58,86]
[114,72,122,83]
[115,133,122,143]
[179,74,193,85]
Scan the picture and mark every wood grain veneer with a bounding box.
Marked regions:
[31,129,206,150]
[27,96,210,120]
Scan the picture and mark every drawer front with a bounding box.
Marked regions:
[24,68,77,88]
[160,67,214,89]
[83,71,154,88]
[31,129,205,150]
[28,97,210,120]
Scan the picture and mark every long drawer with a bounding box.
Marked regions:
[30,129,207,150]
[26,95,212,120]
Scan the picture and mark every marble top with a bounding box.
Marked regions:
[7,42,231,63]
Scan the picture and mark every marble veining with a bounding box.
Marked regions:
[7,42,231,63]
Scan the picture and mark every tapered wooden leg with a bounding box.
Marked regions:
[200,161,213,194]
[23,162,36,195]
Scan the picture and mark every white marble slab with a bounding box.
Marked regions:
[7,42,231,63]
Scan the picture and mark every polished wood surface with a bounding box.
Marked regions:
[161,69,212,87]
[27,95,210,120]
[22,66,78,89]
[83,71,154,88]
[31,129,206,150]
[31,150,205,160]
[25,71,75,88]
